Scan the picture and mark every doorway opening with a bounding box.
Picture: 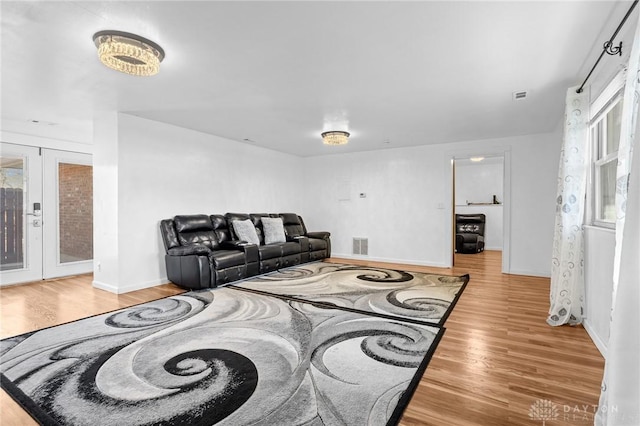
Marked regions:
[449,152,510,272]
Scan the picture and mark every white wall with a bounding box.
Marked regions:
[455,160,503,205]
[584,226,615,357]
[93,112,120,290]
[300,146,450,266]
[508,133,560,276]
[301,132,560,275]
[93,113,304,293]
[1,118,93,147]
[0,130,93,154]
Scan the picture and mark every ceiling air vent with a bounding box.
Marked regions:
[512,91,528,101]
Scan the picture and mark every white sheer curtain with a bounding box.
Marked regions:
[596,16,640,426]
[547,86,590,326]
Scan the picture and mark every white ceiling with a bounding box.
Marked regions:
[0,1,631,157]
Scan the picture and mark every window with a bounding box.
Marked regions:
[590,93,623,227]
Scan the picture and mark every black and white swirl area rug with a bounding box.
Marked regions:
[0,264,468,426]
[235,262,470,326]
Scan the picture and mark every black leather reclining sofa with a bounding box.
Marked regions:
[160,213,331,289]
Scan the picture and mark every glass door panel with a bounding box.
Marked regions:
[0,143,43,285]
[58,163,93,264]
[1,157,25,270]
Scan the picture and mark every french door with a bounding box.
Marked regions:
[0,144,42,284]
[0,143,93,285]
[42,149,93,279]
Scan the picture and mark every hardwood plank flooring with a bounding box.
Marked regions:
[0,275,184,426]
[331,252,605,426]
[0,251,604,425]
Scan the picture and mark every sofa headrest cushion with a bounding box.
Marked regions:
[225,213,250,222]
[250,213,270,227]
[280,213,301,226]
[174,215,213,233]
[210,215,227,230]
[456,214,485,223]
[279,213,305,237]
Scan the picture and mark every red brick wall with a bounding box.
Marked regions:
[58,164,93,262]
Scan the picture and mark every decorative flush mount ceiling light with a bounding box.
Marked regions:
[321,131,350,146]
[93,30,165,76]
[470,156,485,162]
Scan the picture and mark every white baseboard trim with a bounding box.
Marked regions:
[505,269,551,278]
[484,246,503,251]
[330,253,449,269]
[92,277,169,294]
[583,318,608,359]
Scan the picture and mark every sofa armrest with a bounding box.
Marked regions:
[220,240,259,264]
[221,240,251,249]
[165,254,211,289]
[306,231,331,257]
[167,245,212,256]
[288,235,310,252]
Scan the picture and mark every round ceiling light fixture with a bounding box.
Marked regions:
[93,30,165,76]
[321,131,350,146]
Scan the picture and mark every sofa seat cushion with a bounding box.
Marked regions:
[209,250,246,269]
[281,253,301,268]
[258,244,282,260]
[308,238,327,251]
[280,241,301,256]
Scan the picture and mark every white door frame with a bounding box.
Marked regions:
[444,148,512,273]
[42,149,93,279]
[0,143,43,285]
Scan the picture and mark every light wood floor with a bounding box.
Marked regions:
[0,251,604,425]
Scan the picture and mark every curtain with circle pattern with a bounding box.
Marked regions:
[547,86,590,327]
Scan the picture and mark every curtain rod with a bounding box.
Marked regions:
[577,0,639,94]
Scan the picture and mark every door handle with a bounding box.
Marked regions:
[26,202,41,216]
